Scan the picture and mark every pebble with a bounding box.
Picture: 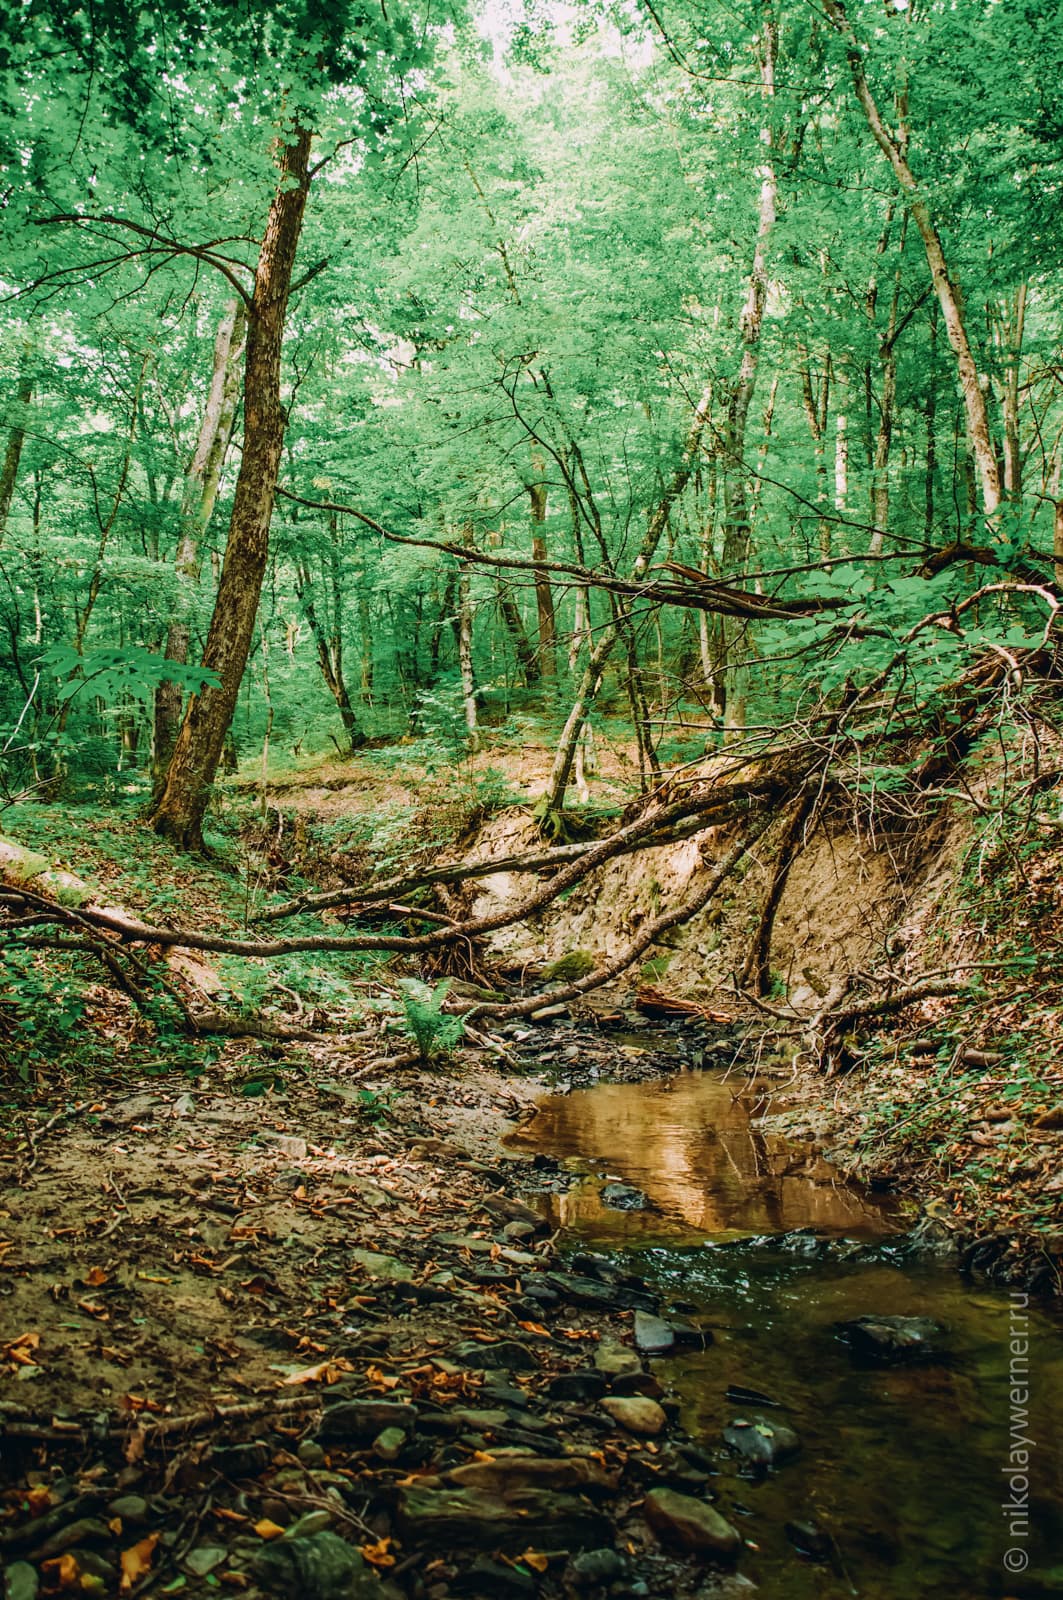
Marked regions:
[450,1339,537,1371]
[184,1546,228,1577]
[4,1563,39,1600]
[723,1415,801,1470]
[316,1400,417,1443]
[642,1487,742,1559]
[600,1396,668,1436]
[633,1312,675,1354]
[106,1495,150,1526]
[373,1426,406,1461]
[593,1340,642,1379]
[567,1548,627,1587]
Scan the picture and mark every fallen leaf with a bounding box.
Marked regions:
[84,1266,110,1287]
[521,1550,549,1574]
[42,1552,81,1590]
[254,1520,286,1541]
[281,1358,354,1387]
[359,1538,396,1568]
[120,1532,159,1592]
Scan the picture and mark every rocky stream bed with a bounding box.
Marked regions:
[2,1018,1062,1600]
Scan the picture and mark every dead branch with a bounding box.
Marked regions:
[459,818,772,1020]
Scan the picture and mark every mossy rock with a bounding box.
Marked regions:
[543,949,597,981]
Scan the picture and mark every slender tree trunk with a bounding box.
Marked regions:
[798,345,831,557]
[545,384,713,812]
[0,356,33,549]
[925,302,939,538]
[718,2,777,736]
[151,126,313,849]
[498,577,541,687]
[823,0,1002,521]
[153,298,247,794]
[458,525,479,750]
[528,459,556,679]
[1000,282,1026,502]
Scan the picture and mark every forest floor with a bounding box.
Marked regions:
[2,738,1062,1595]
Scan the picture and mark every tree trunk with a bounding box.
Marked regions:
[153,298,247,795]
[0,356,33,549]
[718,2,777,736]
[528,461,556,679]
[458,526,479,750]
[545,383,713,812]
[797,345,831,557]
[150,126,312,849]
[498,577,541,686]
[823,0,1002,521]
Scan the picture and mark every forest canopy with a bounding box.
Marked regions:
[0,0,1060,845]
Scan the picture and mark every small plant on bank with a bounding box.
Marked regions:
[397,977,465,1063]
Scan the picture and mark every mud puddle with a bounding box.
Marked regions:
[511,1066,1063,1599]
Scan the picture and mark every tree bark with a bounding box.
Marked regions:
[150,127,312,849]
[823,0,1002,521]
[153,298,247,795]
[545,383,713,812]
[498,577,541,687]
[528,464,556,679]
[0,357,33,550]
[458,525,479,749]
[717,2,777,736]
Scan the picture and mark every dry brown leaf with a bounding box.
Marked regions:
[119,1532,159,1592]
[516,1320,550,1337]
[42,1552,81,1591]
[254,1520,286,1541]
[521,1550,550,1574]
[281,1357,354,1387]
[84,1266,110,1287]
[359,1538,396,1568]
[365,1364,400,1391]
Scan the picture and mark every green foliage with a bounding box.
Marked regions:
[0,948,87,1082]
[396,977,465,1062]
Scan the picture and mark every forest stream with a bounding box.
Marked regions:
[510,1060,1063,1600]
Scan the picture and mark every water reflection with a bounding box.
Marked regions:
[509,1068,896,1238]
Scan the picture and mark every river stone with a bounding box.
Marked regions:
[723,1415,801,1470]
[566,1548,627,1587]
[594,1340,642,1379]
[634,1312,675,1355]
[451,1339,538,1371]
[455,1557,537,1597]
[213,1440,272,1476]
[4,1562,39,1600]
[348,1248,414,1281]
[785,1519,837,1562]
[185,1547,228,1577]
[544,1273,656,1313]
[373,1427,406,1461]
[316,1400,417,1443]
[838,1315,946,1365]
[106,1495,150,1526]
[600,1396,668,1436]
[398,1485,611,1552]
[609,1369,664,1399]
[642,1489,742,1560]
[548,1369,608,1403]
[601,1183,649,1211]
[445,1454,618,1495]
[34,1520,111,1560]
[252,1532,383,1600]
